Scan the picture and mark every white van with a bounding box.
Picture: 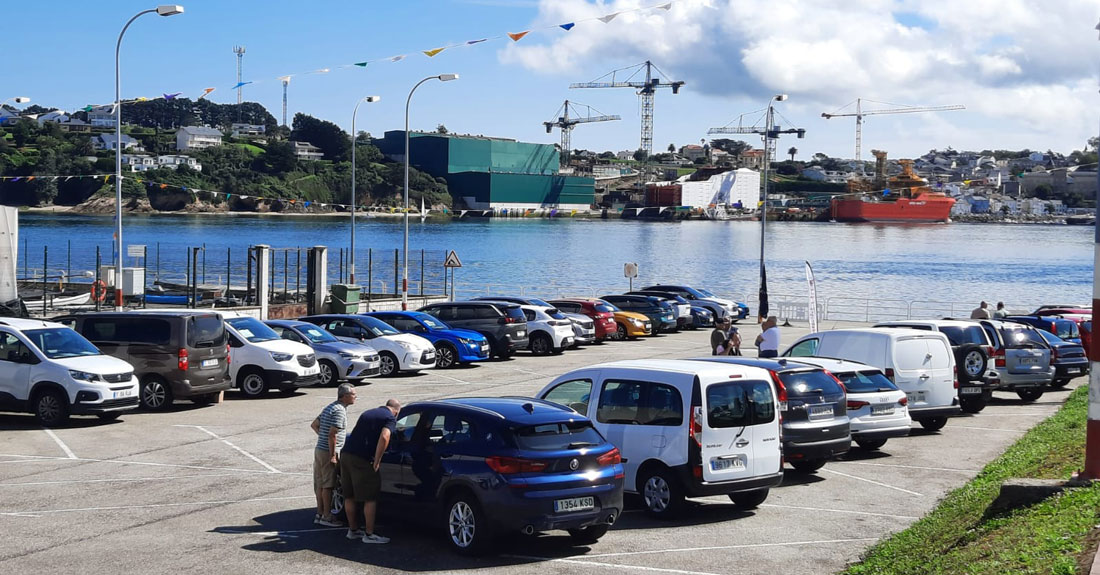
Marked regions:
[783,328,960,431]
[538,359,783,518]
[218,312,320,397]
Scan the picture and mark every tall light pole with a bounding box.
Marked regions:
[403,73,458,310]
[115,5,183,311]
[1,97,30,122]
[349,95,380,285]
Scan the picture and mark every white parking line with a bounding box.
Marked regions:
[421,371,473,385]
[949,425,1023,433]
[760,503,919,520]
[503,555,724,575]
[0,495,313,517]
[177,425,281,474]
[834,461,980,474]
[578,537,880,559]
[43,428,76,459]
[821,468,923,497]
[0,453,307,476]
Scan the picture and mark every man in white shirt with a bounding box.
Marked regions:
[755,316,780,358]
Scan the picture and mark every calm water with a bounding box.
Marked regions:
[18,212,1094,309]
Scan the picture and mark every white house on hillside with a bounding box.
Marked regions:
[176,126,224,151]
[87,104,117,128]
[231,123,266,137]
[157,155,202,171]
[291,141,323,161]
[94,133,142,151]
[120,154,157,172]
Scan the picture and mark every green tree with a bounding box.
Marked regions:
[258,140,297,174]
[632,148,647,162]
[787,146,797,161]
[710,139,751,156]
[290,113,350,162]
[668,143,676,153]
[1033,184,1052,200]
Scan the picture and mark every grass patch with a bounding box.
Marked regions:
[231,143,264,156]
[845,385,1098,575]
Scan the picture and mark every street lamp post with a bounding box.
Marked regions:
[349,95,380,286]
[403,73,458,310]
[757,94,805,322]
[114,5,183,311]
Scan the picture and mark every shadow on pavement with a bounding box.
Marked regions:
[776,471,827,488]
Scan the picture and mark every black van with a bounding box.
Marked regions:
[54,311,231,410]
[418,301,529,359]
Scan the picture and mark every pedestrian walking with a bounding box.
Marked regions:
[755,316,780,358]
[711,317,731,355]
[340,398,401,544]
[993,302,1007,319]
[727,325,742,356]
[970,301,992,319]
[311,383,355,527]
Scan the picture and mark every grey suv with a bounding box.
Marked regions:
[419,301,529,359]
[975,319,1054,402]
[55,311,231,411]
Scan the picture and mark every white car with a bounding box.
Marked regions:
[562,311,596,346]
[519,305,575,355]
[299,314,436,376]
[0,317,139,426]
[789,357,911,450]
[218,312,321,397]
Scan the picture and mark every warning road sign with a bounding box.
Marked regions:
[444,250,463,268]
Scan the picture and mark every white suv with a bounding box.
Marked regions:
[0,317,139,426]
[218,312,321,397]
[519,305,575,355]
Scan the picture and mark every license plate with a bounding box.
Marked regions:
[201,358,218,368]
[906,391,926,404]
[554,496,594,513]
[871,405,895,416]
[710,456,747,471]
[1067,367,1081,374]
[305,366,319,375]
[809,405,834,419]
[424,351,435,359]
[113,388,133,399]
[1020,357,1039,365]
[960,386,983,395]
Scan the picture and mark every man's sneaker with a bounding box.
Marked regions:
[313,513,322,525]
[346,528,365,540]
[361,533,390,544]
[318,516,343,527]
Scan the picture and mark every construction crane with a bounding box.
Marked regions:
[821,98,965,169]
[570,60,683,158]
[543,100,620,168]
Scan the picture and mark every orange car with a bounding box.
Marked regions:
[556,297,651,340]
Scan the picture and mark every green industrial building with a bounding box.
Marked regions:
[375,131,595,213]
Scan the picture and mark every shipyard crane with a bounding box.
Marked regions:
[570,61,683,158]
[821,98,965,169]
[543,100,620,168]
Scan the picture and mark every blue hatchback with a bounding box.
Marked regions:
[365,311,491,369]
[376,397,624,555]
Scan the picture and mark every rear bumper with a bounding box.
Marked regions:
[783,435,852,461]
[909,404,962,419]
[1054,362,1089,378]
[852,426,911,440]
[170,375,233,398]
[491,481,624,533]
[676,468,784,497]
[994,368,1054,388]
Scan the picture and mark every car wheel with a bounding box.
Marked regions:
[34,389,70,427]
[435,343,458,369]
[855,438,888,450]
[330,484,344,518]
[318,360,338,386]
[97,412,122,421]
[1016,388,1044,402]
[615,322,628,341]
[1049,378,1071,389]
[445,492,493,555]
[919,417,949,431]
[789,459,827,473]
[140,376,173,411]
[530,333,552,356]
[379,352,398,377]
[727,488,769,509]
[959,396,987,414]
[639,467,684,519]
[956,344,988,382]
[238,370,268,398]
[568,524,610,545]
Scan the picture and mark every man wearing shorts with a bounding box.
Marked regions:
[311,383,355,526]
[340,398,400,544]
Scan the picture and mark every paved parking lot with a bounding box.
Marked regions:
[0,321,1079,575]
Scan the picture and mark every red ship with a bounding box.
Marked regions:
[831,156,955,223]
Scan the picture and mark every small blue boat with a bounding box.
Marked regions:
[141,293,201,305]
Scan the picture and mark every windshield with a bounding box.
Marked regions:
[226,317,280,343]
[528,298,553,308]
[359,316,401,336]
[417,314,450,331]
[547,309,568,320]
[1000,327,1048,348]
[836,370,898,393]
[24,327,101,359]
[694,288,715,298]
[594,303,618,313]
[299,325,338,343]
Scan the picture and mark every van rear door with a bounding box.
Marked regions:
[699,378,779,482]
[924,336,956,407]
[893,337,933,407]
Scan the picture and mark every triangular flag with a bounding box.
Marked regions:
[240,195,249,200]
[423,48,445,57]
[507,31,529,42]
[180,186,188,191]
[199,87,215,99]
[313,68,330,74]
[304,201,311,207]
[226,193,232,198]
[65,176,73,181]
[390,55,405,62]
[657,2,672,10]
[559,23,575,31]
[598,13,619,23]
[159,184,167,189]
[11,177,20,182]
[354,61,368,67]
[103,175,109,183]
[289,199,296,204]
[26,176,34,182]
[164,92,181,100]
[83,105,94,112]
[231,81,252,90]
[466,39,487,45]
[135,179,142,184]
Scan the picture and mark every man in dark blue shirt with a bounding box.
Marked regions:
[339,398,400,544]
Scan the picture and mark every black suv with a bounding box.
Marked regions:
[691,357,851,473]
[54,311,231,411]
[419,301,529,359]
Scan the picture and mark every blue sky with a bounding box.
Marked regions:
[5,0,1098,160]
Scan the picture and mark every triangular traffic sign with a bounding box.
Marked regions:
[444,250,463,268]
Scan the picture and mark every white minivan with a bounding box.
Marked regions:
[218,312,320,397]
[538,359,783,518]
[784,328,960,431]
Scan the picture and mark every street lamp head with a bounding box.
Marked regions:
[365,96,381,103]
[156,5,184,16]
[438,73,460,82]
[12,97,30,104]
[773,94,788,102]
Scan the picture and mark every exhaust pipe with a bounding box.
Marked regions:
[606,513,617,525]
[522,525,535,535]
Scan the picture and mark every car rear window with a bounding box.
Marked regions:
[187,315,225,347]
[705,381,775,428]
[1054,321,1079,340]
[594,303,617,313]
[1000,327,1047,348]
[938,326,987,346]
[778,370,844,398]
[547,309,568,320]
[835,370,898,393]
[503,307,526,322]
[512,421,605,451]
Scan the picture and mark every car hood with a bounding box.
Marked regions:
[614,311,651,322]
[382,333,434,349]
[313,340,378,356]
[436,327,487,341]
[251,339,314,355]
[55,354,135,374]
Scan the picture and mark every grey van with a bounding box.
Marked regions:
[55,311,231,411]
[418,301,529,359]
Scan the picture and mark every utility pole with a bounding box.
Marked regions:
[233,45,246,122]
[1086,16,1100,480]
[280,76,290,127]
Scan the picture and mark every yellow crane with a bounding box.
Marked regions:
[821,98,964,169]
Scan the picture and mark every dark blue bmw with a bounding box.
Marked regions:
[377,397,624,555]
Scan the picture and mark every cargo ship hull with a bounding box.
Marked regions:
[831,196,955,223]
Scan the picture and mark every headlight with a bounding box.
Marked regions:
[397,340,416,351]
[69,369,101,382]
[339,352,360,360]
[270,352,294,362]
[629,318,643,326]
[458,337,475,345]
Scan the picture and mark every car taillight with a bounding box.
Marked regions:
[690,405,703,446]
[768,370,789,411]
[898,396,908,406]
[178,348,189,371]
[953,365,959,389]
[847,400,869,410]
[501,316,518,324]
[596,447,621,467]
[485,456,547,474]
[884,368,895,382]
[226,343,231,365]
[1050,348,1059,359]
[993,347,1006,367]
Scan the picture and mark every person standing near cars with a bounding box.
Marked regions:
[755,316,780,358]
[971,301,992,319]
[311,384,355,527]
[727,325,742,356]
[340,398,401,544]
[993,302,1008,319]
[711,317,731,355]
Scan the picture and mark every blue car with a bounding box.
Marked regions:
[374,397,624,555]
[1033,329,1090,388]
[366,311,491,369]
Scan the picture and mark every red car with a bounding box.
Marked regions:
[548,298,619,341]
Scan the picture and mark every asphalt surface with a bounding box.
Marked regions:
[0,320,1081,575]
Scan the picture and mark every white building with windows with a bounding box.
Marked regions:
[291,141,324,161]
[94,133,142,152]
[231,123,266,138]
[156,155,202,171]
[176,126,224,151]
[120,154,157,172]
[87,104,117,128]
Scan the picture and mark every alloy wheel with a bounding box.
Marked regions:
[448,501,476,548]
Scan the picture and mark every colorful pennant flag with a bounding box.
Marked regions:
[423,48,445,57]
[230,81,252,90]
[507,31,529,42]
[163,93,181,100]
[598,13,619,23]
[657,2,672,10]
[354,62,368,67]
[198,88,215,100]
[559,23,575,30]
[466,39,487,45]
[390,55,405,62]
